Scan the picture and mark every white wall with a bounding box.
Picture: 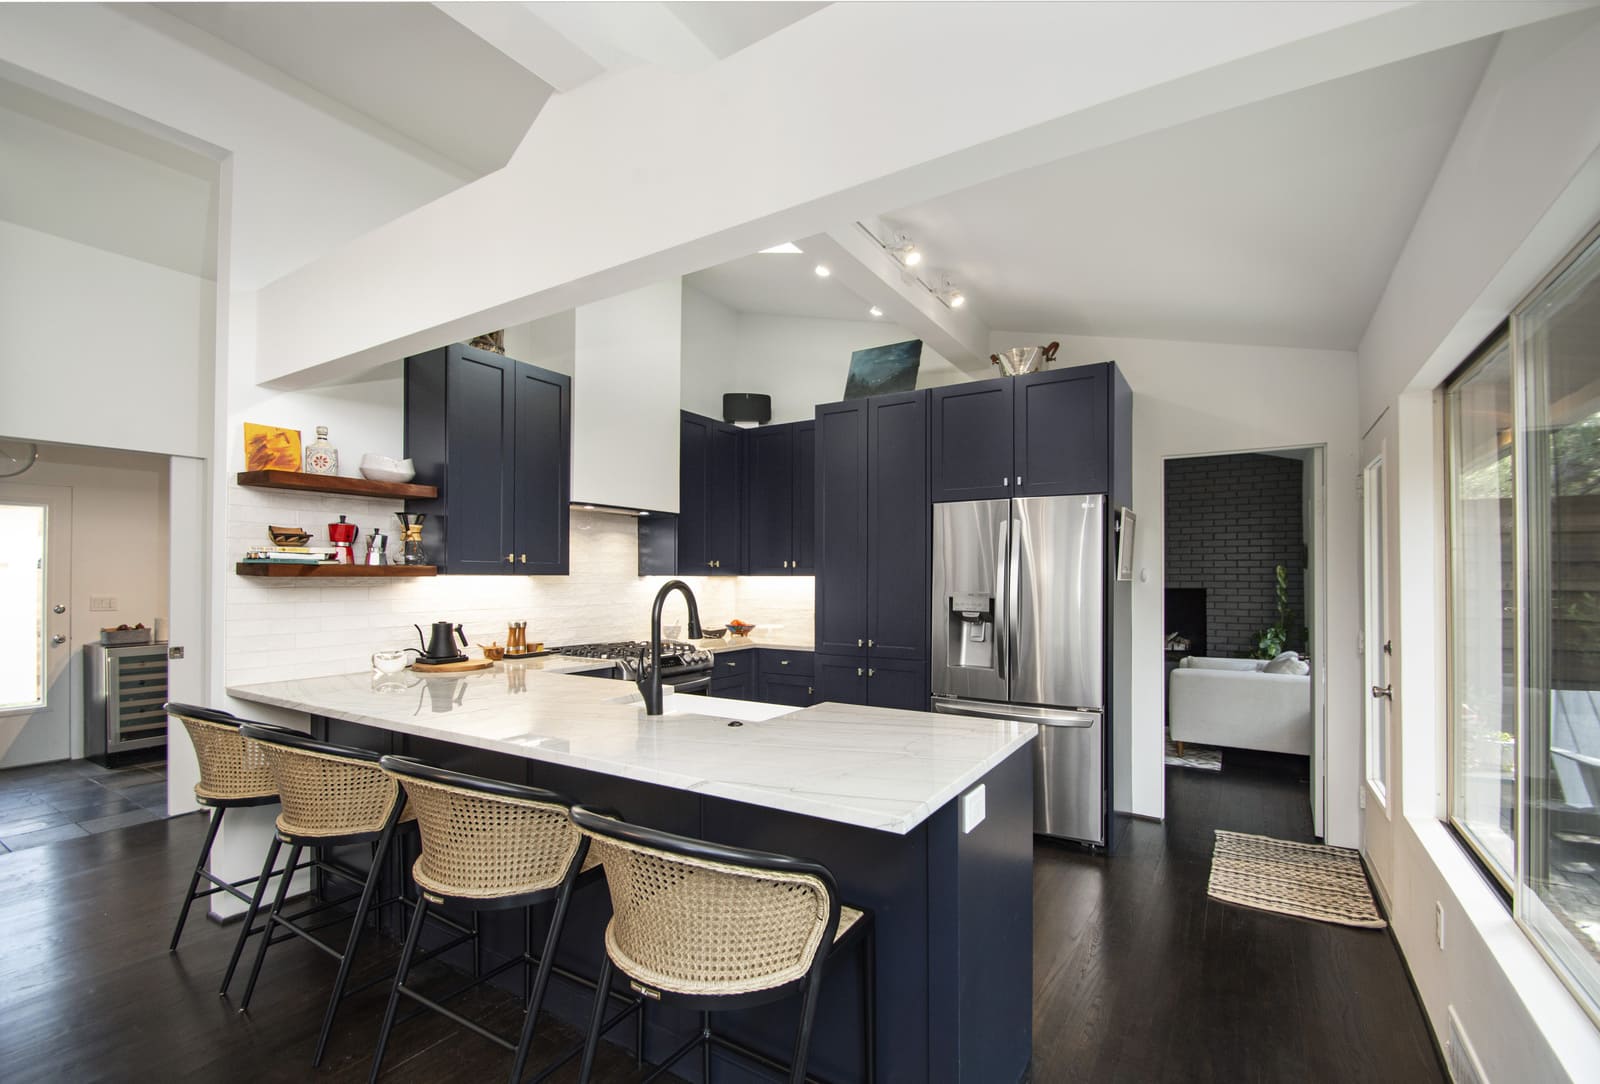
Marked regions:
[502,310,575,377]
[989,333,1362,839]
[2,446,171,759]
[0,221,212,459]
[1351,13,1600,1082]
[731,312,963,423]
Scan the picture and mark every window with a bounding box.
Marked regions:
[1445,335,1517,884]
[0,502,47,712]
[1445,224,1600,1020]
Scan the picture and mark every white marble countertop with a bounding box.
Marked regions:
[227,663,1034,834]
[692,637,813,654]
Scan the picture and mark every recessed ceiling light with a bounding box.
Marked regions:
[814,264,831,278]
[760,242,803,255]
[869,306,884,317]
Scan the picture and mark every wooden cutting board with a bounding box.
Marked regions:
[410,658,494,673]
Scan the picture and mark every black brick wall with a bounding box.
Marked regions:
[1165,453,1305,658]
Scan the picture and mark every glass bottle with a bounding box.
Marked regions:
[304,426,338,475]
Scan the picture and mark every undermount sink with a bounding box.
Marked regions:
[605,688,794,723]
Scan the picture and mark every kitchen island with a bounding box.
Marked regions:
[229,661,1036,1083]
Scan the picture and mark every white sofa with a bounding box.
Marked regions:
[1168,656,1312,756]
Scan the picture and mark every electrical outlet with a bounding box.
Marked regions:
[1435,902,1446,950]
[960,784,986,834]
[89,595,117,612]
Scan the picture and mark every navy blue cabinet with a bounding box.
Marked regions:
[710,651,755,699]
[639,412,743,576]
[866,392,930,661]
[744,420,814,576]
[930,363,1117,502]
[813,652,867,704]
[930,380,1013,502]
[865,659,929,712]
[814,401,869,657]
[1014,364,1110,497]
[814,391,930,686]
[404,344,570,575]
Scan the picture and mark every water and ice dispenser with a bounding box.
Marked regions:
[945,591,996,670]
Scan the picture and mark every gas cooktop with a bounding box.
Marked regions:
[549,640,713,673]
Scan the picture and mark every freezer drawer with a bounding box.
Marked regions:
[931,697,1104,845]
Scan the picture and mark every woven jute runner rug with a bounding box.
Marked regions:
[1207,830,1386,928]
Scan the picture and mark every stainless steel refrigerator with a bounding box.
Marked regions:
[929,495,1108,845]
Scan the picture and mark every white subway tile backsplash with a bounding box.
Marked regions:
[224,498,811,686]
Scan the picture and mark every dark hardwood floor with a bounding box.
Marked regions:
[1033,751,1446,1083]
[0,752,1444,1083]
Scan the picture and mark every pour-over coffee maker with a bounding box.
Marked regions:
[328,515,359,564]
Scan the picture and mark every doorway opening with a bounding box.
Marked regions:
[1162,447,1327,837]
[0,441,174,850]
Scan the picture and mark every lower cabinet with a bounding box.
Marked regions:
[710,652,755,700]
[758,672,814,707]
[813,654,928,711]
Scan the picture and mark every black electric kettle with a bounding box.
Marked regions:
[413,621,468,664]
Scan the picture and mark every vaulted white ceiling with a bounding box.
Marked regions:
[883,37,1499,350]
[158,2,553,176]
[686,247,883,322]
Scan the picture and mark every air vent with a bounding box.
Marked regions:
[1446,1005,1488,1084]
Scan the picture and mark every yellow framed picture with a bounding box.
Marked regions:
[244,423,302,472]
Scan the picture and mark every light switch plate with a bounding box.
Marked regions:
[89,595,117,612]
[960,784,986,834]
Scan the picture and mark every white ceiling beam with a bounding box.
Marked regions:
[253,1,1582,388]
[434,2,603,93]
[526,2,715,72]
[803,223,992,375]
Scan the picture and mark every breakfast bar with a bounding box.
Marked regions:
[229,660,1037,1083]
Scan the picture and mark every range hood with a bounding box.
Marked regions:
[569,280,681,515]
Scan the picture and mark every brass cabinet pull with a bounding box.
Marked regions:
[519,554,527,564]
[780,659,789,666]
[505,553,515,563]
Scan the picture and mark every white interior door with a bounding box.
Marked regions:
[0,484,73,767]
[1309,447,1327,838]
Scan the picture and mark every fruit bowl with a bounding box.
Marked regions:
[726,621,756,638]
[359,454,416,484]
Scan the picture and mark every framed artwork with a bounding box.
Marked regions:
[844,339,922,399]
[244,423,302,472]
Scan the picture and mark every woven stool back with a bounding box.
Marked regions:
[239,724,401,840]
[572,809,837,998]
[166,703,276,804]
[380,759,582,901]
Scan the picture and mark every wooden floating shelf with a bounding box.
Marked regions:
[235,470,437,501]
[235,563,438,578]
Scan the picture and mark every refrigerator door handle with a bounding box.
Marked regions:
[930,697,1100,727]
[995,515,1010,686]
[1007,511,1022,691]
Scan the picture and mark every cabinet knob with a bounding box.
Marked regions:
[780,660,789,666]
[857,638,864,647]
[505,553,515,563]
[868,668,876,677]
[728,661,737,668]
[1003,477,1009,487]
[1017,475,1022,485]
[867,639,875,648]
[856,667,864,676]
[519,554,527,564]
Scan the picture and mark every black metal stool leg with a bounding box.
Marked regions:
[700,1011,713,1082]
[576,955,614,1084]
[240,840,302,1011]
[368,895,430,1084]
[171,805,225,952]
[220,834,281,996]
[863,926,876,1084]
[787,964,826,1084]
[312,821,399,1066]
[508,868,579,1084]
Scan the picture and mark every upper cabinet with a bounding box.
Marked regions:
[640,411,744,576]
[745,420,815,575]
[930,363,1120,501]
[814,391,929,661]
[404,344,571,575]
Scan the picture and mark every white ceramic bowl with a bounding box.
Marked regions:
[359,454,416,484]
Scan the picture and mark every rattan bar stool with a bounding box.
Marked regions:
[164,703,280,952]
[570,807,876,1084]
[222,723,475,1068]
[369,757,642,1084]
